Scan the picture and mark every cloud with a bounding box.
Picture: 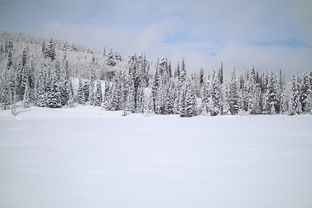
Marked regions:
[2,0,312,75]
[39,17,182,57]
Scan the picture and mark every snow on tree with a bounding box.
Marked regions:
[1,31,312,117]
[179,59,187,83]
[218,62,224,84]
[94,80,103,106]
[35,64,46,107]
[264,72,280,114]
[290,74,302,115]
[77,78,85,105]
[46,38,56,61]
[46,61,62,108]
[102,82,111,110]
[0,51,14,109]
[23,78,31,108]
[228,71,240,115]
[83,81,90,102]
[60,60,72,106]
[209,71,221,116]
[300,73,311,113]
[110,73,122,111]
[106,49,121,66]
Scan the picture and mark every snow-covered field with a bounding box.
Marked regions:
[0,106,312,208]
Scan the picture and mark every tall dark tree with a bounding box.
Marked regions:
[228,71,240,115]
[77,78,85,105]
[94,80,103,106]
[46,38,56,60]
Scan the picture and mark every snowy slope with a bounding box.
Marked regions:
[0,107,312,208]
[0,31,129,79]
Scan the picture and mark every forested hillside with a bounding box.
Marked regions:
[0,31,311,116]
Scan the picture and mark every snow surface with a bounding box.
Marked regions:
[0,106,312,208]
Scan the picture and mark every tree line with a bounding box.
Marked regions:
[0,39,312,117]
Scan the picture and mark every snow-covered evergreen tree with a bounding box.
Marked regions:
[110,73,122,111]
[0,51,14,109]
[102,82,111,110]
[46,63,62,108]
[228,71,240,115]
[179,59,187,83]
[46,38,56,61]
[300,73,311,113]
[210,71,221,116]
[94,80,102,106]
[291,74,302,115]
[77,78,85,105]
[23,78,31,108]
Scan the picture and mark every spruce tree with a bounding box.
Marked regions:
[46,38,56,60]
[36,66,46,107]
[300,73,311,113]
[46,66,62,108]
[60,60,72,106]
[1,51,14,109]
[102,82,111,110]
[110,74,122,111]
[77,78,85,105]
[210,71,221,116]
[179,85,187,117]
[290,74,302,114]
[83,81,90,102]
[179,59,187,83]
[184,82,197,117]
[23,79,31,108]
[228,71,240,115]
[94,80,103,106]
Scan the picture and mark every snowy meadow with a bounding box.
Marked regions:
[1,31,312,208]
[1,106,312,208]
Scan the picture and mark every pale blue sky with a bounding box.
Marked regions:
[1,0,312,74]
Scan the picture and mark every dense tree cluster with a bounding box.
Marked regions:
[1,38,312,117]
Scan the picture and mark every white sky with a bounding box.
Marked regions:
[0,0,312,75]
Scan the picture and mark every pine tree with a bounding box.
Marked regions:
[42,41,46,58]
[164,82,175,114]
[46,66,62,108]
[1,51,14,109]
[300,73,311,113]
[60,60,72,106]
[16,58,24,99]
[46,38,56,60]
[264,73,280,114]
[179,85,187,117]
[201,82,209,115]
[102,82,111,110]
[152,65,160,112]
[89,80,95,105]
[20,57,31,100]
[110,74,122,111]
[218,62,224,84]
[199,68,204,87]
[106,49,117,66]
[83,81,90,102]
[179,59,187,83]
[184,82,197,117]
[174,62,180,79]
[136,85,144,113]
[36,65,47,107]
[77,78,85,105]
[228,71,240,115]
[290,74,302,114]
[94,80,103,106]
[210,71,221,116]
[23,78,31,108]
